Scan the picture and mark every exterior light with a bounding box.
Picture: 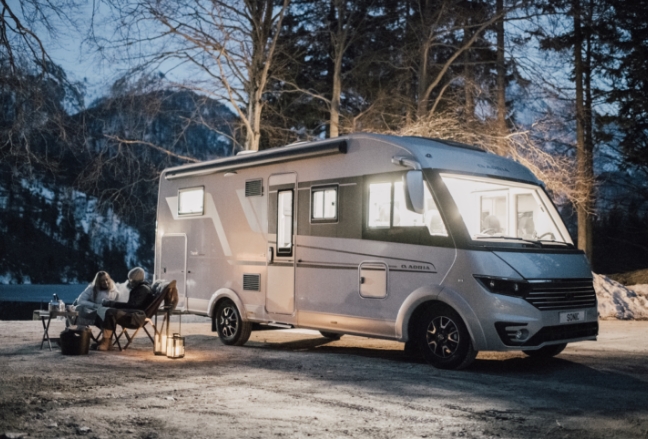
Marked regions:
[155,332,167,356]
[514,329,529,340]
[167,333,185,359]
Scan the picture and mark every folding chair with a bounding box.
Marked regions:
[113,280,177,351]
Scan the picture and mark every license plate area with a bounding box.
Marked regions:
[559,310,585,324]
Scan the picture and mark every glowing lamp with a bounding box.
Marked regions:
[166,333,185,359]
[154,332,167,356]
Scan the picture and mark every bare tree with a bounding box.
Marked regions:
[0,0,83,172]
[393,111,593,207]
[325,0,372,138]
[410,0,511,119]
[495,0,507,134]
[98,0,290,151]
[571,0,593,258]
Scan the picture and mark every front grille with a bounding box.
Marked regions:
[243,274,261,291]
[523,321,598,347]
[525,279,597,310]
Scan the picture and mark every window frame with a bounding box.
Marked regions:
[177,186,205,216]
[310,184,339,224]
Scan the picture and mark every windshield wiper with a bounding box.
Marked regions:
[535,239,574,248]
[473,236,542,248]
[473,236,575,249]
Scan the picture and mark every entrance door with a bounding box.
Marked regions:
[160,234,187,311]
[266,173,296,315]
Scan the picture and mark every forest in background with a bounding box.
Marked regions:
[1,0,647,282]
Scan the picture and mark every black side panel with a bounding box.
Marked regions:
[297,176,363,239]
[361,171,455,248]
[268,191,277,234]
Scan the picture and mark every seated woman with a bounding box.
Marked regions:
[95,267,154,351]
[74,271,120,326]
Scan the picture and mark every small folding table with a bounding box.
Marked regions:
[37,309,78,350]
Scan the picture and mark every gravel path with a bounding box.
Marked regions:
[1,319,647,438]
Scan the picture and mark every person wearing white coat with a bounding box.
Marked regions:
[74,271,120,326]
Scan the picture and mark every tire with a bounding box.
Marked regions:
[414,304,477,370]
[403,340,420,358]
[523,343,567,358]
[320,331,342,340]
[214,300,252,346]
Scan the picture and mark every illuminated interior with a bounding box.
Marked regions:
[368,180,448,236]
[277,190,293,252]
[178,187,204,215]
[440,174,570,243]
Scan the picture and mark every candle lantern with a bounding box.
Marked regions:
[166,333,185,359]
[154,332,167,356]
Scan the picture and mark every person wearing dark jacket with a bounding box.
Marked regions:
[95,267,154,351]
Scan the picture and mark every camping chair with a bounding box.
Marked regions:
[112,280,177,351]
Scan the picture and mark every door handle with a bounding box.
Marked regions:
[360,277,365,284]
[267,246,274,264]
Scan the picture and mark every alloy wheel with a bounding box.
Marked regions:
[425,316,460,358]
[219,306,238,338]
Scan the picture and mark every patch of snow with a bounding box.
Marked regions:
[20,178,56,203]
[0,272,16,284]
[595,274,648,320]
[631,284,648,296]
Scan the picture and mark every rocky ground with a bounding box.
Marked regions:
[1,317,647,439]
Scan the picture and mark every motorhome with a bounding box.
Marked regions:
[154,133,597,369]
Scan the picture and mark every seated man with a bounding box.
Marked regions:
[95,267,154,351]
[481,214,501,235]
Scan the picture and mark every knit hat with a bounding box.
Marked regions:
[128,267,146,283]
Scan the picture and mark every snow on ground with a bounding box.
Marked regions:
[595,273,648,320]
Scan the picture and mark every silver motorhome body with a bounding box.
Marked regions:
[155,133,597,368]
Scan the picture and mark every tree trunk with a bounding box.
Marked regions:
[463,11,474,119]
[246,88,263,151]
[330,53,342,138]
[327,0,345,138]
[464,49,474,118]
[573,0,593,260]
[496,0,507,136]
[416,42,430,118]
[242,0,288,150]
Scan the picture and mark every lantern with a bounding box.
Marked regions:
[166,333,185,359]
[154,332,167,356]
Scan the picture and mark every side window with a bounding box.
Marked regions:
[367,179,447,236]
[277,189,294,255]
[368,182,392,228]
[311,186,338,222]
[394,181,426,227]
[178,187,204,216]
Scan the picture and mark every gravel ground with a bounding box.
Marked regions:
[1,318,647,439]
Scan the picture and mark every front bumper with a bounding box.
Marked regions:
[495,320,598,348]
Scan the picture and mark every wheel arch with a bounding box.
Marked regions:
[395,284,444,341]
[208,288,247,331]
[397,286,487,351]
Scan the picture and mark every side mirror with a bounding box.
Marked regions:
[403,170,425,214]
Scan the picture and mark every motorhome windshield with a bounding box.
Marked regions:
[440,173,571,244]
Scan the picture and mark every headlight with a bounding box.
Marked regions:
[473,275,529,298]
